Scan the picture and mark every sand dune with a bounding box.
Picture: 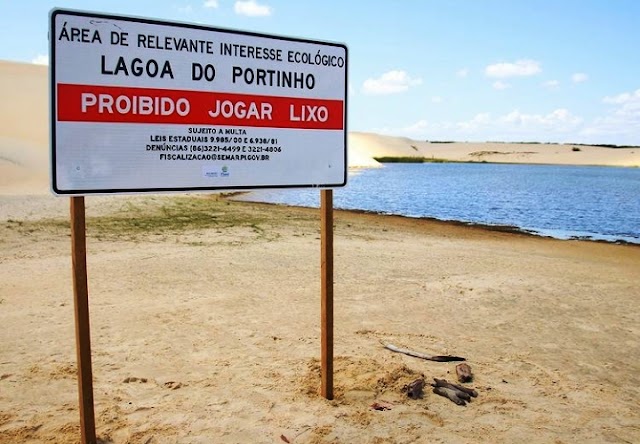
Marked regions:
[0,61,49,194]
[348,132,640,168]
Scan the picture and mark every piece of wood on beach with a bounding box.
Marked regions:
[433,386,467,406]
[383,343,465,362]
[432,378,478,398]
[456,363,473,383]
[405,377,426,399]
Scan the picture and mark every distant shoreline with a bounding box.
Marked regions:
[232,197,640,246]
[372,155,640,168]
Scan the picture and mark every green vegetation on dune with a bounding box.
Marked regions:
[374,156,428,163]
[572,143,640,149]
[374,156,469,164]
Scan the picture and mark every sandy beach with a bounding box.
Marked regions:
[1,194,639,443]
[1,60,640,443]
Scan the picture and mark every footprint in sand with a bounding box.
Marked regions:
[122,377,148,383]
[163,381,184,390]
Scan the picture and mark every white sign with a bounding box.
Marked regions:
[49,9,347,195]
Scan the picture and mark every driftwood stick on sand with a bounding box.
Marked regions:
[383,343,465,362]
[432,378,478,398]
[433,386,467,406]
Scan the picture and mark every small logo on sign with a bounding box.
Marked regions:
[221,165,230,177]
[202,165,218,178]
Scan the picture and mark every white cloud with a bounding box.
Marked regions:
[203,0,219,8]
[485,59,541,78]
[542,80,560,89]
[378,108,584,143]
[403,119,430,133]
[375,95,640,145]
[456,113,492,131]
[492,81,511,90]
[463,108,582,138]
[362,70,422,95]
[497,109,582,128]
[31,54,49,65]
[571,73,588,83]
[431,96,443,103]
[603,88,640,105]
[178,4,194,14]
[456,68,469,78]
[584,89,640,143]
[374,119,455,137]
[235,0,272,16]
[458,108,582,140]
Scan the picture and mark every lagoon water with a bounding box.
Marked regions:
[238,163,640,244]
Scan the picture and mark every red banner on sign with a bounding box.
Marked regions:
[57,84,345,130]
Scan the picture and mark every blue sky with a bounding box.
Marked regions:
[2,0,640,145]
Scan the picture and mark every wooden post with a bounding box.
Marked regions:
[70,197,97,444]
[320,189,334,400]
